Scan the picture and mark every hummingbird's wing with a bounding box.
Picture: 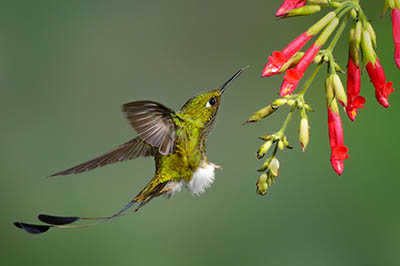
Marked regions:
[122,101,178,156]
[50,137,156,176]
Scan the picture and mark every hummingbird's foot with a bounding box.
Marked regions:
[211,163,223,170]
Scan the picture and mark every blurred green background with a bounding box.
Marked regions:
[1,1,400,265]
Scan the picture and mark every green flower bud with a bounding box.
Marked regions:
[271,98,288,108]
[256,173,268,196]
[325,75,339,114]
[355,21,362,46]
[307,11,336,36]
[332,74,347,106]
[315,17,339,47]
[244,105,276,125]
[257,141,272,159]
[349,36,360,66]
[258,134,272,141]
[283,136,292,149]
[258,157,271,172]
[287,99,296,106]
[304,104,313,112]
[365,22,377,47]
[361,30,376,65]
[299,117,309,151]
[350,9,358,19]
[278,140,285,151]
[313,54,323,64]
[307,0,328,4]
[287,5,321,18]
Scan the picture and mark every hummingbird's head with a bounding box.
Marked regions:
[179,67,247,132]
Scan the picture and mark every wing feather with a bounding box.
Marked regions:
[50,138,155,177]
[122,101,177,155]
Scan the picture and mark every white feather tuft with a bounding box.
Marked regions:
[185,162,216,195]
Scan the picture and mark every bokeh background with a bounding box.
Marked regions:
[1,1,400,265]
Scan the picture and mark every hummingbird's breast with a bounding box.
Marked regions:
[163,160,217,197]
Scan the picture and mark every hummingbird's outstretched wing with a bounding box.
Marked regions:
[122,101,178,156]
[50,137,156,176]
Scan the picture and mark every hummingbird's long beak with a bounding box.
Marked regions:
[219,66,249,94]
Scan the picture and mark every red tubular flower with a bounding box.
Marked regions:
[280,43,321,96]
[262,12,337,78]
[375,81,395,108]
[275,0,306,17]
[262,32,311,77]
[392,8,400,69]
[346,55,365,121]
[366,59,395,108]
[327,108,349,175]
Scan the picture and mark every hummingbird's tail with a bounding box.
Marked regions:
[13,200,138,234]
[13,182,169,234]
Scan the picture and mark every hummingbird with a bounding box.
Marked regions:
[14,67,247,234]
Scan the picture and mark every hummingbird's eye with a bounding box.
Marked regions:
[206,97,217,108]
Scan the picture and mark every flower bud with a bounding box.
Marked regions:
[257,141,272,159]
[349,25,360,66]
[286,5,321,18]
[315,17,339,46]
[299,110,309,151]
[313,54,323,64]
[350,9,358,19]
[325,76,339,114]
[361,30,376,64]
[307,11,336,36]
[258,157,271,172]
[268,158,280,177]
[332,74,348,106]
[307,0,328,4]
[258,134,272,141]
[304,104,313,112]
[256,173,268,196]
[278,140,285,151]
[244,105,277,125]
[287,99,296,106]
[271,98,288,108]
[355,21,362,46]
[283,136,291,148]
[366,22,377,47]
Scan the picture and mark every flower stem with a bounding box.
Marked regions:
[299,63,324,97]
[278,104,297,136]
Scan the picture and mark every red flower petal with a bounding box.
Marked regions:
[352,96,366,108]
